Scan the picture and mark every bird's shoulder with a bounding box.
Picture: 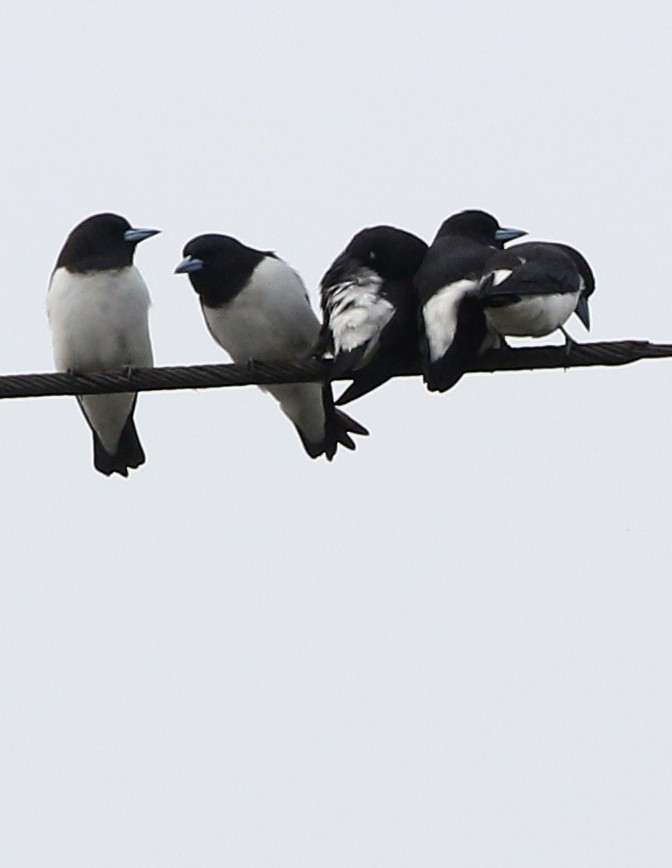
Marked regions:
[415,237,489,300]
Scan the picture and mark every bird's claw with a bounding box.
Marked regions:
[560,327,574,357]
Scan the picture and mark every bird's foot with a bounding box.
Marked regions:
[560,327,575,357]
[122,365,139,381]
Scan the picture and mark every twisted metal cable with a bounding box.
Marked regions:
[0,340,670,399]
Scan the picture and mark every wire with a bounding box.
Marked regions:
[2,340,669,399]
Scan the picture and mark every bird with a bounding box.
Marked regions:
[478,241,595,345]
[175,233,369,460]
[318,225,428,405]
[415,209,526,392]
[46,212,158,477]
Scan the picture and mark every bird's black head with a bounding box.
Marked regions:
[56,213,160,273]
[434,210,526,248]
[347,226,428,279]
[322,225,428,287]
[175,233,269,306]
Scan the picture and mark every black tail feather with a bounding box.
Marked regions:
[335,348,419,405]
[322,384,369,460]
[92,413,145,477]
[336,369,392,405]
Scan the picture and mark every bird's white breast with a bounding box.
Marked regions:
[47,266,153,372]
[202,256,320,362]
[485,292,580,337]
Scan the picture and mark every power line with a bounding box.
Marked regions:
[1,340,669,400]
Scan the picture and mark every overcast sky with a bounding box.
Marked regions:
[1,1,671,865]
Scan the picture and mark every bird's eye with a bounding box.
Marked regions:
[369,251,376,261]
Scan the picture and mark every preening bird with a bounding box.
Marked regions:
[478,241,595,343]
[415,210,526,392]
[319,225,428,404]
[47,212,158,476]
[175,233,368,460]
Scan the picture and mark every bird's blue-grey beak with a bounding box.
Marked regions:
[175,255,204,274]
[574,296,591,330]
[494,226,527,243]
[123,227,161,243]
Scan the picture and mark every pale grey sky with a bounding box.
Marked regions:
[1,1,671,865]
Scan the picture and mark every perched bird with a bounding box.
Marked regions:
[415,210,526,392]
[175,234,368,460]
[318,225,428,405]
[478,241,595,344]
[47,213,158,477]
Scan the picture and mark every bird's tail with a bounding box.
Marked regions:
[265,381,368,460]
[335,371,390,406]
[93,413,146,477]
[335,342,420,405]
[321,384,369,460]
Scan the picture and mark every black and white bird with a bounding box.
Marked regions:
[478,241,595,344]
[318,225,428,405]
[415,210,526,392]
[47,213,158,477]
[175,234,369,460]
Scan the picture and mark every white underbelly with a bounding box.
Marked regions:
[47,267,153,372]
[485,292,579,337]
